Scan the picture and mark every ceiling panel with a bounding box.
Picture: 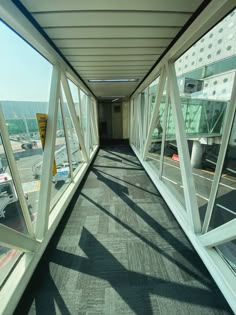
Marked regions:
[61,48,165,56]
[54,38,172,48]
[72,61,154,66]
[32,12,192,28]
[21,0,203,13]
[19,0,207,98]
[45,27,181,40]
[67,55,158,62]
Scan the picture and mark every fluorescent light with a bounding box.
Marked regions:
[112,98,119,102]
[88,79,138,83]
[99,96,125,98]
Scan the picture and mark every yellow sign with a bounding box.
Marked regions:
[36,113,57,176]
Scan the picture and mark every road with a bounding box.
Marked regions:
[147,152,236,228]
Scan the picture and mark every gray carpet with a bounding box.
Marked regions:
[15,146,233,315]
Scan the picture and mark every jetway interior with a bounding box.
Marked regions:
[0,1,236,314]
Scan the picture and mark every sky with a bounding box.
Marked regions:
[0,21,52,102]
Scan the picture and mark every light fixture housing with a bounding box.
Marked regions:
[88,79,139,83]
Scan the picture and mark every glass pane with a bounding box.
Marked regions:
[174,8,236,222]
[61,86,84,175]
[68,79,81,118]
[148,77,160,124]
[217,240,236,273]
[50,102,71,210]
[133,97,140,151]
[162,102,186,207]
[0,247,22,287]
[210,113,236,229]
[0,21,52,229]
[0,135,30,234]
[80,91,88,139]
[140,88,148,148]
[90,101,97,149]
[146,78,165,173]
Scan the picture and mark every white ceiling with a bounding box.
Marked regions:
[20,0,206,99]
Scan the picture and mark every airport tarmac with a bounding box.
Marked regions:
[147,152,236,228]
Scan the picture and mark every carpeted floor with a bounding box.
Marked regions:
[14,146,233,314]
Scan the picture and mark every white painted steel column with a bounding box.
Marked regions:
[77,87,83,124]
[61,71,89,162]
[90,99,98,145]
[145,86,150,139]
[159,82,170,178]
[137,94,143,154]
[59,90,74,181]
[130,99,134,144]
[202,73,236,234]
[85,96,91,154]
[0,105,35,238]
[0,224,40,252]
[90,105,97,148]
[36,65,60,241]
[200,218,236,247]
[93,99,99,145]
[143,68,166,160]
[166,62,201,233]
[142,92,147,146]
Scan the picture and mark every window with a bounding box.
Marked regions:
[50,100,71,210]
[205,56,236,78]
[147,78,165,173]
[0,21,52,231]
[174,8,236,223]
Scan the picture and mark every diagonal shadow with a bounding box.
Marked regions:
[103,148,141,167]
[50,228,229,313]
[99,153,142,168]
[90,168,212,286]
[94,168,160,197]
[81,192,212,288]
[92,165,143,170]
[34,265,71,315]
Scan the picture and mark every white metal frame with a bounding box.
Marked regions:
[61,71,89,162]
[0,225,40,252]
[143,68,166,160]
[36,65,60,241]
[129,2,236,312]
[166,62,201,233]
[0,0,236,314]
[159,80,170,179]
[202,72,236,233]
[0,3,99,314]
[59,89,74,181]
[0,105,35,239]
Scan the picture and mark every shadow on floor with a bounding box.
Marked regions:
[14,146,232,315]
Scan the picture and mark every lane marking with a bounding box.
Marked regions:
[163,161,236,190]
[216,204,236,216]
[162,176,178,185]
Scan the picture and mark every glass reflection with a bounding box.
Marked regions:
[162,102,186,207]
[0,247,22,287]
[50,102,71,210]
[174,8,236,222]
[210,113,236,229]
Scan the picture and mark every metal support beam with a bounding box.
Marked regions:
[59,90,74,181]
[202,72,236,233]
[36,65,60,241]
[143,68,166,160]
[0,223,40,252]
[0,104,35,238]
[200,218,236,247]
[166,62,201,233]
[159,81,169,178]
[61,71,89,161]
